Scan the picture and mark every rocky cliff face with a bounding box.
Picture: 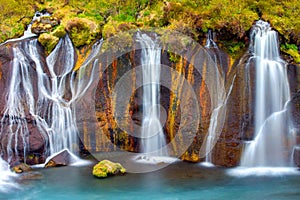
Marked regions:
[0,39,49,165]
[0,31,299,167]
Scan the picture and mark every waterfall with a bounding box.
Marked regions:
[202,30,227,165]
[137,32,167,157]
[0,39,51,162]
[240,20,293,167]
[0,35,102,163]
[46,35,77,154]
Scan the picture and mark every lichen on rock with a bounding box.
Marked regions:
[92,160,126,178]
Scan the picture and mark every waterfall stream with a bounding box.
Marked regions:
[240,20,294,167]
[137,32,167,157]
[0,35,102,163]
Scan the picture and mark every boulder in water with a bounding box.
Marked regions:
[44,149,72,168]
[92,160,126,178]
[12,163,32,173]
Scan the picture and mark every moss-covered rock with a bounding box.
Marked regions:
[281,43,300,64]
[65,17,100,47]
[51,24,66,38]
[38,33,59,54]
[92,160,126,178]
[102,20,137,39]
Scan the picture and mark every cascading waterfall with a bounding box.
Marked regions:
[202,30,227,165]
[137,32,167,157]
[240,20,293,167]
[46,35,77,154]
[0,35,103,163]
[0,39,51,162]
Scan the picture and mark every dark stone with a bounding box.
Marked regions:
[44,149,73,168]
[293,146,300,167]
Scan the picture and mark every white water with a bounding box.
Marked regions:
[137,32,167,157]
[0,157,19,193]
[240,20,293,167]
[0,36,102,164]
[46,35,77,154]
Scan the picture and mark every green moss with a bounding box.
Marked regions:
[219,40,246,59]
[38,33,59,54]
[92,160,126,178]
[65,17,100,47]
[281,43,300,63]
[51,25,66,38]
[1,0,300,60]
[168,50,180,63]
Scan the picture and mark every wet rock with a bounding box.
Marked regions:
[212,53,255,167]
[0,39,49,166]
[293,146,300,167]
[288,91,300,131]
[12,163,32,173]
[45,149,73,168]
[92,160,126,178]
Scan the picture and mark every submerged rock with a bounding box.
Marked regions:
[12,163,32,173]
[19,171,43,181]
[92,160,126,178]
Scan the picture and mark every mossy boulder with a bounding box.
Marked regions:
[52,25,67,38]
[92,160,126,178]
[38,33,59,54]
[65,17,100,47]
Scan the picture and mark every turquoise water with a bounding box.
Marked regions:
[1,162,300,200]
